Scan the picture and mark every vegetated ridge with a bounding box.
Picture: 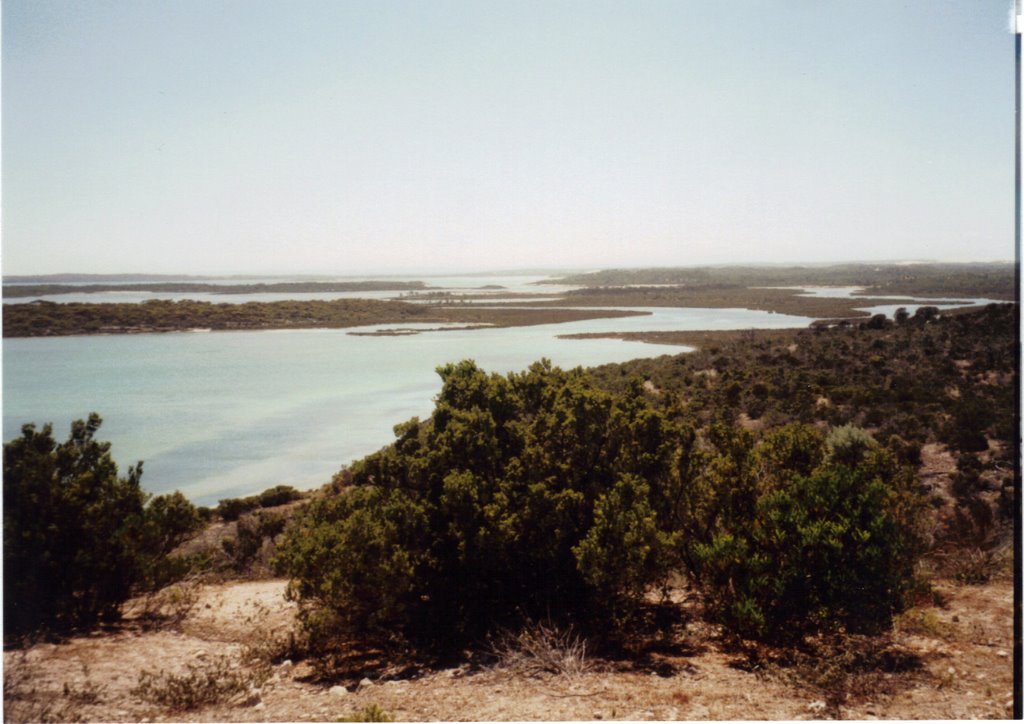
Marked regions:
[541,262,1016,299]
[2,298,643,338]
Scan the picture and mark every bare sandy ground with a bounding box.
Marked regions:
[3,569,1015,722]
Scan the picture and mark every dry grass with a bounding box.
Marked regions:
[488,622,596,679]
[131,654,269,711]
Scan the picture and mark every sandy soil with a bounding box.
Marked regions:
[3,570,1015,722]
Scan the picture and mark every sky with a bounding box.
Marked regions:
[2,1,1017,275]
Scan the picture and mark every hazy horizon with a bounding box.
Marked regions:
[3,1,1015,276]
[4,257,1018,282]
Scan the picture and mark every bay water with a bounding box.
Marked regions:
[3,305,817,505]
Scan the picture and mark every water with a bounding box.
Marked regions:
[3,305,816,505]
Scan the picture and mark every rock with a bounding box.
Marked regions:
[254,702,266,711]
[279,659,294,669]
[807,700,828,713]
[359,677,374,689]
[329,685,348,698]
[997,650,1009,657]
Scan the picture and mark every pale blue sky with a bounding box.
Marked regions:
[2,1,1015,275]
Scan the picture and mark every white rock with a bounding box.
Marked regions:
[359,677,374,689]
[807,700,827,713]
[279,659,294,669]
[254,702,266,711]
[329,685,348,697]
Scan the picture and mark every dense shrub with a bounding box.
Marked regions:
[3,415,202,636]
[276,360,679,650]
[278,362,932,651]
[825,425,878,466]
[218,485,302,521]
[688,435,926,641]
[258,484,303,508]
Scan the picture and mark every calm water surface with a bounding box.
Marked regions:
[4,305,816,504]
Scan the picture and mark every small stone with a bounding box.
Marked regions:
[807,700,827,713]
[997,650,1009,657]
[279,659,294,669]
[947,666,956,675]
[254,702,265,711]
[329,685,348,697]
[359,677,374,689]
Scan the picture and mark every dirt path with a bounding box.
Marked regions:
[4,575,1015,721]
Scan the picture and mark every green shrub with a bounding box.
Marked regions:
[217,496,259,522]
[3,415,202,636]
[943,394,993,453]
[257,484,302,508]
[689,445,926,641]
[276,361,679,650]
[218,485,303,521]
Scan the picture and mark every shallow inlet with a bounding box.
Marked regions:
[3,304,818,505]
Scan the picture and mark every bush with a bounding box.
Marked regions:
[258,484,302,508]
[3,415,203,636]
[943,394,992,453]
[218,485,302,521]
[825,425,877,466]
[277,364,932,651]
[222,511,287,574]
[689,439,926,641]
[217,496,260,522]
[276,361,679,650]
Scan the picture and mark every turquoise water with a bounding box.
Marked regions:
[3,304,819,505]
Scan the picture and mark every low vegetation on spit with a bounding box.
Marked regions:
[2,293,1016,719]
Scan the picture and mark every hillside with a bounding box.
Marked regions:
[3,303,1017,721]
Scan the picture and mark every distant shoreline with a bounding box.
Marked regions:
[3,262,1013,339]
